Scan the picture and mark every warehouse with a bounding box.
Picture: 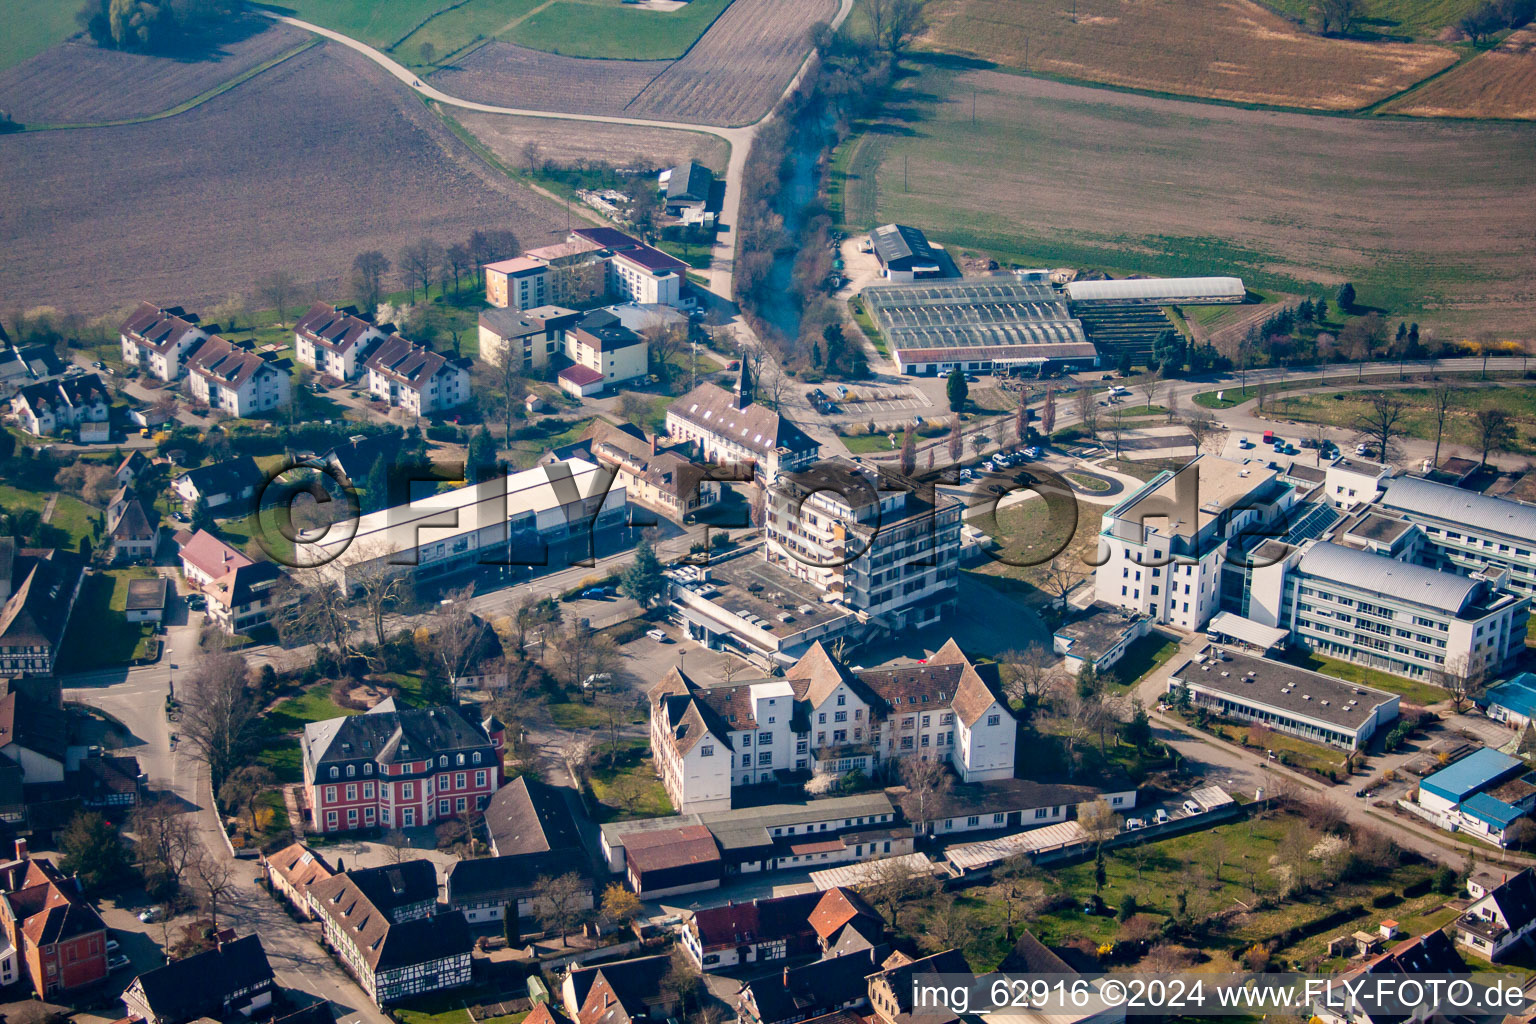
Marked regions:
[1065,276,1246,305]
[868,223,943,281]
[861,278,1098,376]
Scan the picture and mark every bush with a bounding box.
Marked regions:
[426,423,462,442]
[1430,868,1457,895]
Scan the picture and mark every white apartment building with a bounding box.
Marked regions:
[186,336,291,417]
[572,227,687,307]
[650,639,1016,813]
[363,335,470,415]
[764,458,961,630]
[1096,456,1297,631]
[119,302,210,381]
[1379,475,1536,596]
[1324,457,1392,510]
[11,375,109,437]
[478,306,648,394]
[293,302,385,380]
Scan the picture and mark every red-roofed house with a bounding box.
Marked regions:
[682,891,821,970]
[622,826,721,898]
[364,336,470,415]
[176,530,252,589]
[570,228,687,307]
[120,302,211,381]
[0,846,108,997]
[186,336,291,417]
[293,302,385,381]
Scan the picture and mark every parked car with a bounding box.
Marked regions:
[1153,808,1169,825]
[582,672,612,689]
[186,595,206,611]
[1182,800,1203,815]
[1124,817,1145,831]
[581,588,603,598]
[106,937,120,954]
[108,954,131,972]
[646,629,669,643]
[958,468,973,482]
[1300,438,1318,449]
[138,906,163,923]
[1022,446,1040,459]
[92,360,106,369]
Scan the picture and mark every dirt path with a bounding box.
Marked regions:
[40,492,57,524]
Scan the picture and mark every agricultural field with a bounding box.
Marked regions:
[506,0,734,59]
[1262,384,1536,456]
[393,0,549,65]
[431,0,833,126]
[0,41,565,316]
[0,0,85,72]
[836,63,1536,331]
[920,0,1456,110]
[267,0,463,51]
[1383,27,1536,118]
[0,19,310,126]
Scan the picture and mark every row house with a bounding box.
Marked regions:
[649,639,1016,813]
[186,336,291,418]
[364,336,470,415]
[301,700,504,833]
[0,845,108,998]
[308,863,472,1005]
[119,302,210,381]
[11,375,109,438]
[261,842,334,918]
[293,302,385,381]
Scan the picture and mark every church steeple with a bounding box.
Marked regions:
[734,356,754,410]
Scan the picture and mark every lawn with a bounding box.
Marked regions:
[56,568,160,672]
[1266,386,1536,455]
[588,739,673,821]
[217,510,295,564]
[266,0,456,51]
[394,0,547,64]
[834,57,1536,331]
[0,484,98,551]
[839,431,902,454]
[504,0,733,59]
[1198,714,1345,777]
[395,985,529,1024]
[967,495,1104,607]
[1258,0,1487,38]
[1065,472,1111,492]
[1281,649,1450,706]
[549,701,643,729]
[1104,632,1180,687]
[0,0,82,71]
[654,237,714,271]
[265,682,358,732]
[848,298,888,357]
[506,416,594,469]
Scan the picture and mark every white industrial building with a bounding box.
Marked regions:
[1064,276,1245,305]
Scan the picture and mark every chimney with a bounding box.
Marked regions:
[651,434,658,456]
[13,838,27,862]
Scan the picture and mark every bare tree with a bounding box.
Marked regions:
[178,649,259,788]
[1079,798,1119,855]
[644,321,686,385]
[1432,653,1488,712]
[444,243,473,296]
[998,646,1059,711]
[1355,393,1407,461]
[1038,558,1084,614]
[350,251,391,313]
[1076,387,1100,444]
[899,757,953,836]
[1138,371,1163,414]
[860,853,937,933]
[561,733,598,785]
[256,270,299,326]
[132,798,199,893]
[348,538,410,654]
[433,586,494,699]
[1429,383,1455,468]
[273,569,352,665]
[189,850,236,930]
[1184,413,1217,454]
[512,592,562,661]
[522,140,542,174]
[382,828,414,864]
[1475,408,1516,467]
[920,892,974,954]
[536,871,591,945]
[550,620,619,700]
[399,238,446,303]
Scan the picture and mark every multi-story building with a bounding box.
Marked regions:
[1096,455,1298,631]
[0,850,108,998]
[1456,868,1536,960]
[478,305,580,371]
[11,375,109,437]
[479,306,649,396]
[650,639,1015,812]
[308,863,472,1005]
[484,237,608,312]
[665,367,821,483]
[204,559,290,636]
[363,335,471,415]
[571,227,688,307]
[119,302,209,381]
[1377,475,1536,596]
[591,433,719,523]
[764,458,962,631]
[106,487,156,563]
[300,458,628,593]
[1323,457,1392,510]
[261,842,334,918]
[293,302,385,380]
[1248,539,1529,683]
[186,336,291,417]
[0,546,86,678]
[301,701,504,832]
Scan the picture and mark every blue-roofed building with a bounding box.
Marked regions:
[1417,747,1536,848]
[1480,673,1536,729]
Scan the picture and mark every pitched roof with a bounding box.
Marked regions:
[446,852,588,905]
[869,224,937,269]
[621,825,719,875]
[294,302,379,354]
[570,955,673,1024]
[365,335,464,391]
[667,382,820,461]
[743,947,884,1024]
[175,456,265,501]
[1478,868,1536,932]
[177,529,253,578]
[301,703,494,777]
[0,552,84,657]
[807,886,881,941]
[322,433,410,485]
[0,690,67,762]
[120,301,205,353]
[206,560,284,612]
[309,867,468,972]
[14,375,109,417]
[5,858,105,948]
[665,161,714,202]
[998,930,1076,974]
[484,775,584,857]
[689,891,820,949]
[263,842,334,901]
[187,335,285,390]
[559,365,605,387]
[127,934,274,1022]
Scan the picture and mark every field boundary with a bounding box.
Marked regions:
[19,38,319,131]
[386,0,480,52]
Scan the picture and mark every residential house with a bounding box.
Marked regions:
[293,302,385,381]
[1313,929,1466,1024]
[0,849,108,997]
[186,336,291,418]
[681,890,821,970]
[664,368,820,484]
[444,853,592,928]
[124,577,168,623]
[737,947,885,1024]
[556,309,647,397]
[1052,602,1152,678]
[660,161,715,218]
[649,639,1016,813]
[114,450,150,487]
[562,954,679,1024]
[11,375,110,438]
[172,456,265,512]
[0,687,66,785]
[176,529,252,589]
[121,933,276,1024]
[309,866,472,1005]
[107,492,158,564]
[301,702,504,833]
[0,546,86,678]
[0,344,64,399]
[591,432,719,523]
[477,305,580,371]
[262,842,334,918]
[71,753,144,810]
[119,302,209,381]
[806,887,884,956]
[364,336,471,415]
[204,560,289,636]
[866,949,971,1024]
[1456,868,1536,960]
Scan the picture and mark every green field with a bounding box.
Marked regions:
[1258,0,1486,38]
[1282,650,1450,706]
[1267,386,1536,456]
[0,484,98,551]
[395,0,547,63]
[0,0,82,71]
[505,0,733,59]
[268,0,451,50]
[57,568,160,672]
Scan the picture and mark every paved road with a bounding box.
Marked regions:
[266,0,856,302]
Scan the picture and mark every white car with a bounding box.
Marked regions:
[1153,808,1169,825]
[138,907,162,922]
[1123,818,1145,831]
[646,629,668,643]
[106,937,120,954]
[582,672,612,689]
[1182,800,1203,815]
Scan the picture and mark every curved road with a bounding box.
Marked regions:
[266,0,856,301]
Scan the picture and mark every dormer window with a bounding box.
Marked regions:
[329,767,339,779]
[346,765,355,777]
[439,756,448,768]
[457,754,465,765]
[472,752,481,764]
[364,763,372,775]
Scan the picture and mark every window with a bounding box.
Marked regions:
[967,816,980,827]
[402,783,414,799]
[701,744,714,757]
[364,763,373,775]
[837,694,846,706]
[993,813,1005,824]
[834,711,847,722]
[472,752,481,764]
[759,732,773,744]
[987,714,1001,726]
[364,782,374,799]
[921,734,930,747]
[758,752,772,765]
[346,764,356,777]
[329,767,339,780]
[439,799,450,815]
[439,756,448,768]
[346,784,357,800]
[457,754,466,765]
[742,754,751,767]
[1034,808,1049,819]
[476,770,487,787]
[456,772,467,789]
[324,786,337,802]
[742,734,752,746]
[922,714,931,727]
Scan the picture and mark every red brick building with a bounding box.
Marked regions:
[0,843,108,997]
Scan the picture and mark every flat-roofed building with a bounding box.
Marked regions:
[1379,475,1536,595]
[1065,276,1245,305]
[1167,644,1399,750]
[1096,455,1297,631]
[1052,602,1152,677]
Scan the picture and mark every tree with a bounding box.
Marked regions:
[998,646,1058,722]
[551,619,618,698]
[468,228,520,284]
[536,871,590,944]
[399,238,446,302]
[60,812,132,890]
[1335,281,1357,309]
[861,852,937,933]
[418,40,436,64]
[256,270,299,326]
[445,242,473,295]
[218,764,276,834]
[521,140,542,175]
[1152,330,1186,377]
[1474,408,1515,466]
[1429,383,1455,467]
[661,948,703,1013]
[1184,413,1216,454]
[467,426,497,479]
[503,900,521,945]
[619,535,667,609]
[601,881,643,928]
[1040,385,1057,437]
[1076,387,1100,444]
[179,649,260,788]
[190,493,215,535]
[432,587,494,699]
[189,849,236,930]
[1355,393,1407,461]
[945,368,968,412]
[865,0,929,51]
[133,798,198,897]
[899,430,916,476]
[512,592,562,660]
[1315,0,1362,33]
[1433,654,1487,712]
[899,757,952,836]
[350,251,390,313]
[348,537,410,653]
[1038,558,1084,615]
[947,418,964,464]
[1123,698,1152,750]
[382,828,415,864]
